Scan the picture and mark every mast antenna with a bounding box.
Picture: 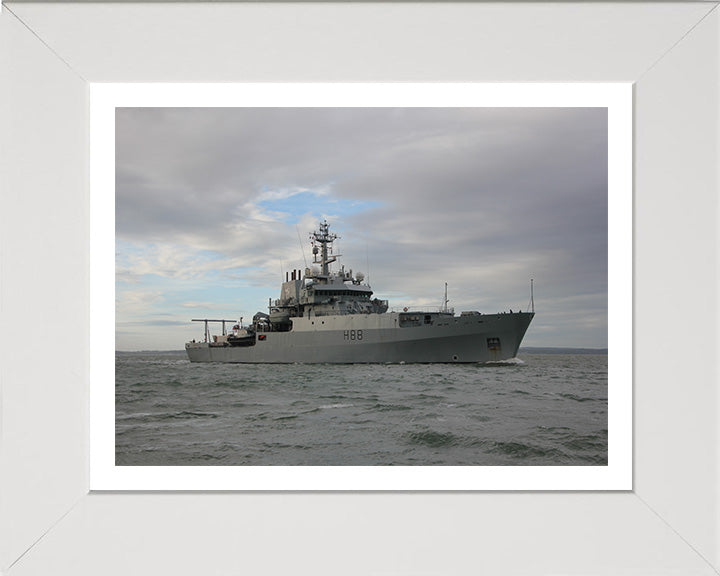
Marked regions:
[530,278,535,313]
[296,225,308,269]
[366,239,370,286]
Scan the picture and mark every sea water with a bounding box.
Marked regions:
[115,352,607,466]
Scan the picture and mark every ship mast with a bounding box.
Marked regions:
[527,278,535,313]
[310,220,339,277]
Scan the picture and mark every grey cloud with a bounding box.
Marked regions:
[116,106,609,347]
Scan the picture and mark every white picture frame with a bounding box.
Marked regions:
[2,2,718,574]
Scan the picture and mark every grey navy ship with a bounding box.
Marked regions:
[186,220,534,363]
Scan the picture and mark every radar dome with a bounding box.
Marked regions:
[355,272,365,282]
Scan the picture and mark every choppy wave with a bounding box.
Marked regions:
[489,441,565,460]
[371,403,413,412]
[558,392,599,403]
[318,403,354,410]
[115,352,608,466]
[117,410,218,422]
[406,429,462,448]
[486,357,527,365]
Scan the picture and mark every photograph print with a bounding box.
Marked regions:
[115,105,609,467]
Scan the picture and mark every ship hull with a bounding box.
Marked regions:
[186,311,533,364]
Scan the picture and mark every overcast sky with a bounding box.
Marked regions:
[116,107,607,351]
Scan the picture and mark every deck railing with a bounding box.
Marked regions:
[389,306,455,315]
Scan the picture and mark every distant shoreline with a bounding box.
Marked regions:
[116,347,608,355]
[519,347,608,355]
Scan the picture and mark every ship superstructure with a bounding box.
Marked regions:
[186,220,533,363]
